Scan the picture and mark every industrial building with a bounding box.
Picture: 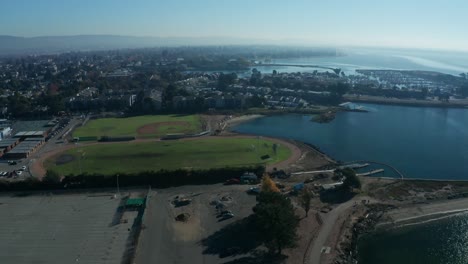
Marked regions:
[0,127,12,140]
[13,131,48,139]
[3,138,44,159]
[0,138,19,152]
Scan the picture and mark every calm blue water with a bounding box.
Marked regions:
[233,104,468,180]
[249,48,468,76]
[358,212,468,264]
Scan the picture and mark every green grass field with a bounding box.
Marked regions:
[73,115,202,138]
[46,138,291,175]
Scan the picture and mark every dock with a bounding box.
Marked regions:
[339,163,369,170]
[357,169,385,177]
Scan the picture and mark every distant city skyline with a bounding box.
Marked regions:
[2,0,468,52]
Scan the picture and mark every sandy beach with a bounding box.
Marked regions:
[224,114,264,129]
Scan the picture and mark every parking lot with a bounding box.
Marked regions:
[136,184,258,264]
[0,116,82,180]
[0,192,138,264]
[0,159,32,181]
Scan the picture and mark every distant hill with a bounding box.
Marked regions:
[0,35,295,56]
[0,35,177,55]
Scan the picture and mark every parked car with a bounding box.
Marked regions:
[247,186,261,195]
[220,212,235,220]
[217,210,233,218]
[16,171,23,175]
[20,166,27,171]
[224,178,240,185]
[174,198,191,207]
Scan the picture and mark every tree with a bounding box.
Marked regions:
[253,192,299,255]
[341,168,361,191]
[43,170,61,185]
[438,93,450,102]
[421,87,429,99]
[272,143,278,155]
[261,174,280,193]
[8,92,32,118]
[299,188,313,217]
[217,73,237,90]
[459,84,468,98]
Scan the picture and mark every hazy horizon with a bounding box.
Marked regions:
[2,0,468,52]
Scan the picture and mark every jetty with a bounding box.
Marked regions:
[344,160,405,179]
[291,169,335,175]
[339,163,369,170]
[260,63,341,74]
[339,102,368,112]
[357,169,385,177]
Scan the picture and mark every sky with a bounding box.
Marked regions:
[1,0,468,51]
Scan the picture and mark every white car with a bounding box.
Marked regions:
[16,171,23,175]
[21,166,27,171]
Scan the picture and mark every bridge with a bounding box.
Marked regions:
[259,63,341,74]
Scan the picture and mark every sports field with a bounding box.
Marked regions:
[73,115,202,138]
[45,138,291,175]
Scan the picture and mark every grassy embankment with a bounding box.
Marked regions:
[46,138,291,175]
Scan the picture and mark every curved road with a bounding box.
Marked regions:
[308,196,374,264]
[308,199,356,264]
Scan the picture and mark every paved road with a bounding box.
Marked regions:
[291,169,334,175]
[308,199,356,264]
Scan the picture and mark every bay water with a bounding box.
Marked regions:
[233,104,468,180]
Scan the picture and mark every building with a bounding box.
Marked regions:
[3,138,44,159]
[0,138,19,151]
[0,127,12,140]
[13,131,48,139]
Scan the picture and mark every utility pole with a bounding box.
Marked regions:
[77,150,85,175]
[116,174,120,197]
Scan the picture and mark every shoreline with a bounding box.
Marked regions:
[345,197,468,263]
[377,197,468,227]
[224,114,264,129]
[345,95,468,109]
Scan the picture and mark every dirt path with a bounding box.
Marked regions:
[31,135,303,178]
[31,144,77,179]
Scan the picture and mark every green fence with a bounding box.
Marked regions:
[77,136,99,142]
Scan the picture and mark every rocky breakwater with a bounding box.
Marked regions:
[333,204,396,264]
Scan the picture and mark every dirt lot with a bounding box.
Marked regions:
[135,183,329,264]
[136,184,259,264]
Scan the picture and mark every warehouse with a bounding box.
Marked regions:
[13,131,48,139]
[0,138,19,151]
[3,138,44,159]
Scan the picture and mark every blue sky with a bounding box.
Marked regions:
[1,0,467,51]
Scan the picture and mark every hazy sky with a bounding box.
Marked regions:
[1,0,468,51]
